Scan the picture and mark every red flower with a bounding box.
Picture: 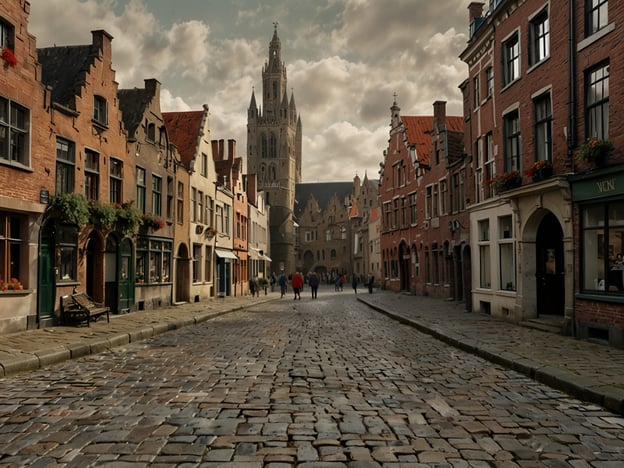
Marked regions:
[1,47,17,68]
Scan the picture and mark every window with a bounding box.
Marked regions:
[409,193,417,225]
[57,225,78,282]
[586,0,608,36]
[166,177,174,219]
[224,204,230,235]
[383,202,391,229]
[425,186,433,219]
[0,214,23,288]
[478,219,491,289]
[204,246,212,282]
[499,215,515,291]
[502,33,520,86]
[326,229,332,241]
[393,198,399,228]
[136,238,172,284]
[215,205,223,233]
[136,167,146,213]
[236,213,241,238]
[439,179,448,215]
[0,20,14,49]
[152,175,162,216]
[401,197,407,226]
[192,244,202,283]
[207,196,214,227]
[486,67,494,98]
[176,181,184,224]
[504,110,521,172]
[534,93,552,162]
[55,137,75,195]
[0,97,30,166]
[198,191,204,224]
[473,75,480,108]
[581,201,624,294]
[146,122,156,142]
[109,158,123,204]
[484,133,495,198]
[201,153,208,177]
[586,62,609,140]
[84,149,100,201]
[191,188,197,222]
[529,9,549,66]
[93,95,107,126]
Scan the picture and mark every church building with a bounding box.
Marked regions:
[247,24,302,276]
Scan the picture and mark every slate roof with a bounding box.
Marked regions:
[163,111,204,167]
[401,116,464,166]
[37,45,96,109]
[118,88,152,138]
[294,182,353,218]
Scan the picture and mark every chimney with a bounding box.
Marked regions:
[433,101,447,129]
[228,139,236,160]
[144,78,160,98]
[211,140,224,161]
[247,174,257,206]
[468,2,484,24]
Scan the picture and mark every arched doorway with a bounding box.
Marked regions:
[85,231,104,300]
[536,213,564,316]
[176,243,190,302]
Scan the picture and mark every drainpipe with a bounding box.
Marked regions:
[568,0,577,338]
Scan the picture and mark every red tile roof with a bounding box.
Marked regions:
[401,115,463,166]
[163,110,204,167]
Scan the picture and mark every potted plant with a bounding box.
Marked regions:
[486,170,522,193]
[89,201,119,232]
[527,160,553,182]
[141,214,166,231]
[48,193,91,227]
[576,137,614,167]
[115,201,143,236]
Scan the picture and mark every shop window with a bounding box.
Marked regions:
[0,213,24,288]
[479,219,491,289]
[581,201,624,294]
[499,215,515,291]
[57,224,78,282]
[136,238,172,284]
[193,244,202,283]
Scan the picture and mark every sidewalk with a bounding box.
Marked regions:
[1,289,623,416]
[357,291,624,416]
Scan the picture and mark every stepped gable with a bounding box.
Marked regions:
[294,182,352,218]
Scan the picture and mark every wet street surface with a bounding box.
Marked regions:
[0,290,623,466]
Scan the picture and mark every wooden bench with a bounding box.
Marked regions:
[60,293,110,326]
[60,295,90,326]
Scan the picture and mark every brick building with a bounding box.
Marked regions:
[0,0,52,332]
[379,99,466,300]
[461,1,624,346]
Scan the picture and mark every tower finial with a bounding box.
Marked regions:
[273,20,279,31]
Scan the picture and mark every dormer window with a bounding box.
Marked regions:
[93,95,107,126]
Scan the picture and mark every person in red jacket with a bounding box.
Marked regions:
[291,271,304,300]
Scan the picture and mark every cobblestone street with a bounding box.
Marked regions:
[1,290,623,467]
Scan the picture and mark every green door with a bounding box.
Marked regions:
[118,238,134,311]
[38,221,56,322]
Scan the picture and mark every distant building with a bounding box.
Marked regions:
[247,24,302,277]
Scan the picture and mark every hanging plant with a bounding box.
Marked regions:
[48,193,91,227]
[141,214,166,231]
[89,201,119,232]
[115,201,142,236]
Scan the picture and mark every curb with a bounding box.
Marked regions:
[357,296,624,416]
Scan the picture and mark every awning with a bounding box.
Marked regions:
[215,249,238,260]
[262,255,272,262]
[248,248,260,260]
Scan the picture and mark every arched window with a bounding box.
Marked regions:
[261,134,267,158]
[269,133,277,158]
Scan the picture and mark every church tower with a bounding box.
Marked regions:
[247,24,302,276]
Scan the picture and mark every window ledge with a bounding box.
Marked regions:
[0,159,33,173]
[578,22,615,52]
[501,77,521,93]
[0,289,32,296]
[576,292,624,304]
[526,55,550,74]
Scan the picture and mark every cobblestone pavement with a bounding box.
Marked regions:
[0,290,623,466]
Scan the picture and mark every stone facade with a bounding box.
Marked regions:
[247,25,302,277]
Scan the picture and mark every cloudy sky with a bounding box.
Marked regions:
[29,0,473,182]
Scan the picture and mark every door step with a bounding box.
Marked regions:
[519,316,564,334]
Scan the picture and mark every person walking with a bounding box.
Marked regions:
[292,271,303,300]
[278,273,287,298]
[366,273,374,294]
[308,271,319,299]
[351,274,358,294]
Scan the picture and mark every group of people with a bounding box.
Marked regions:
[273,271,375,300]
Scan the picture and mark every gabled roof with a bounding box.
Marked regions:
[401,115,464,166]
[37,44,96,109]
[163,111,204,166]
[118,88,152,138]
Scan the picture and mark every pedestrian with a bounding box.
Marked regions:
[340,274,346,291]
[334,275,341,291]
[351,274,358,294]
[270,272,277,292]
[366,273,374,294]
[309,271,319,299]
[292,271,303,300]
[249,278,256,297]
[279,273,287,298]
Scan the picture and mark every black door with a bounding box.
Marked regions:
[536,213,564,315]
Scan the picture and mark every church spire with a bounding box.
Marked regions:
[269,21,281,70]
